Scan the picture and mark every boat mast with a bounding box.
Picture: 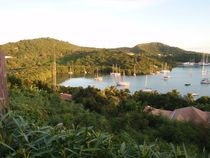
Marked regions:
[122,70,125,81]
[134,64,136,76]
[145,75,148,88]
[161,63,164,71]
[96,68,98,78]
[115,64,118,73]
[202,53,206,76]
[164,62,167,70]
[83,66,87,74]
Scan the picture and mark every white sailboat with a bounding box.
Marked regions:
[200,53,210,84]
[116,70,130,86]
[94,68,103,81]
[200,78,210,84]
[205,54,210,65]
[199,53,209,66]
[68,66,73,75]
[191,92,199,97]
[160,62,170,73]
[182,62,195,67]
[142,75,153,92]
[160,62,170,80]
[110,64,121,77]
[201,54,208,76]
[133,64,136,76]
[163,72,170,80]
[83,66,87,74]
[201,62,207,76]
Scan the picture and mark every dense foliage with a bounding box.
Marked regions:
[1,38,209,157]
[132,42,202,64]
[1,112,209,158]
[1,79,210,157]
[0,38,203,82]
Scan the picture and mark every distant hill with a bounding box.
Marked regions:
[130,42,201,63]
[131,42,184,54]
[0,38,202,82]
[131,42,195,54]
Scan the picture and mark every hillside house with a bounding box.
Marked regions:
[144,105,210,127]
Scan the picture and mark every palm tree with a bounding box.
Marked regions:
[184,93,194,104]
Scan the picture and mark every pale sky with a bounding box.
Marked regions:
[0,0,210,52]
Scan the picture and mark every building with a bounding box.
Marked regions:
[144,105,210,127]
[0,51,7,112]
[60,93,72,101]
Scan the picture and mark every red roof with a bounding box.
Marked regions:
[144,105,210,127]
[60,93,72,101]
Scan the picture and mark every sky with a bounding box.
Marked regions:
[0,0,210,52]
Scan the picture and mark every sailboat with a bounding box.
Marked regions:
[182,61,195,67]
[94,68,103,81]
[160,62,170,73]
[199,53,210,66]
[163,72,170,80]
[205,54,210,66]
[191,92,199,97]
[201,61,207,76]
[116,70,130,86]
[182,58,195,67]
[110,64,121,77]
[201,54,208,76]
[133,64,136,76]
[110,64,115,76]
[160,63,170,80]
[142,75,153,92]
[200,78,210,84]
[200,53,210,84]
[83,66,87,74]
[68,66,73,75]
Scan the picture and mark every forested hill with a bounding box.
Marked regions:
[131,42,201,62]
[132,42,189,54]
[0,38,97,81]
[0,38,201,82]
[0,38,95,69]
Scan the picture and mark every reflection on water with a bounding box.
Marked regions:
[60,67,210,97]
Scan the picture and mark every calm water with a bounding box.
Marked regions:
[60,67,210,97]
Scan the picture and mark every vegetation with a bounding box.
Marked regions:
[1,78,210,157]
[1,38,209,157]
[1,112,209,158]
[0,38,203,83]
[132,42,202,64]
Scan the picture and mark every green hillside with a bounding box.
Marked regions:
[131,42,201,63]
[0,38,201,83]
[0,38,94,81]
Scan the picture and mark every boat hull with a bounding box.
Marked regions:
[116,82,130,86]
